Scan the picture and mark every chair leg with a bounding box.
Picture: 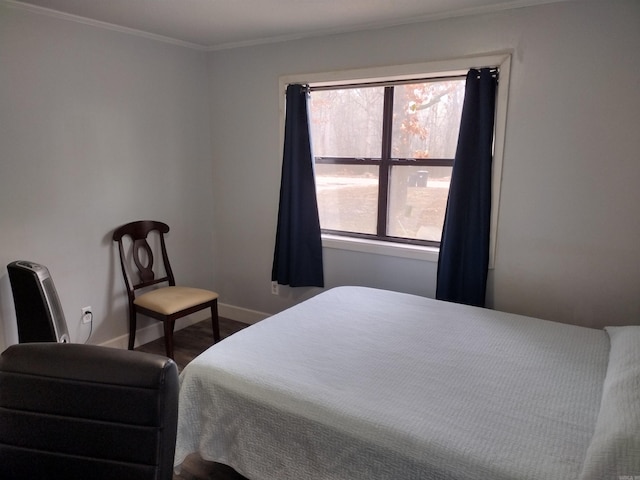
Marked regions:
[163,320,175,359]
[128,307,137,350]
[211,300,220,343]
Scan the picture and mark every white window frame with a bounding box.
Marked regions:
[279,52,511,268]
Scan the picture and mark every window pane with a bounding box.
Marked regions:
[392,80,465,159]
[387,166,452,242]
[315,163,378,235]
[309,88,384,158]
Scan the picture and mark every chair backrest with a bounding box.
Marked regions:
[113,220,176,298]
[0,343,179,480]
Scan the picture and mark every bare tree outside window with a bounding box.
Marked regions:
[309,77,465,245]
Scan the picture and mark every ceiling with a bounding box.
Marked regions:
[9,0,567,50]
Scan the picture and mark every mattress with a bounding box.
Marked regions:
[175,286,640,480]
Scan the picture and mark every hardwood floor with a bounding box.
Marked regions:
[135,317,250,480]
[173,454,248,480]
[135,316,248,371]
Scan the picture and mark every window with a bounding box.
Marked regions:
[308,77,465,246]
[280,53,510,263]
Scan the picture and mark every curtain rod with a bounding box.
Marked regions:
[300,67,499,94]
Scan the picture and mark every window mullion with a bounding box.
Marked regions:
[378,87,394,237]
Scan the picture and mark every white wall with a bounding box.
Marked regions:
[1,1,638,353]
[207,0,640,328]
[0,4,214,351]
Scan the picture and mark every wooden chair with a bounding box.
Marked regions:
[112,220,220,359]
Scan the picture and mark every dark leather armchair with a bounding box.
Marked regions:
[0,343,179,480]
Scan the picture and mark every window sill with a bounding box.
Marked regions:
[321,234,439,262]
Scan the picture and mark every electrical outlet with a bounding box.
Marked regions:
[81,306,93,324]
[271,281,279,295]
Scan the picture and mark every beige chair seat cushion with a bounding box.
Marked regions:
[134,286,218,316]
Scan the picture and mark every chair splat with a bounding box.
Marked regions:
[133,238,155,283]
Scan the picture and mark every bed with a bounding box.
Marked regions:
[175,286,640,480]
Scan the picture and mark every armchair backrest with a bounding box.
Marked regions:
[0,343,179,480]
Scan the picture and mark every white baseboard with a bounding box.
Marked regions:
[219,302,269,325]
[99,302,269,349]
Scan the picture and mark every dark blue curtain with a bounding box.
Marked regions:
[436,68,498,307]
[271,84,324,287]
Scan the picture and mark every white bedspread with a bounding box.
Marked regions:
[176,286,612,480]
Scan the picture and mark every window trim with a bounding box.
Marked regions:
[322,233,440,262]
[279,52,512,267]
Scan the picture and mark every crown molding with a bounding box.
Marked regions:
[3,0,570,52]
[2,0,208,51]
[204,0,570,51]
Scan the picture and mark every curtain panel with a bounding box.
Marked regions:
[271,84,324,287]
[436,68,498,307]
